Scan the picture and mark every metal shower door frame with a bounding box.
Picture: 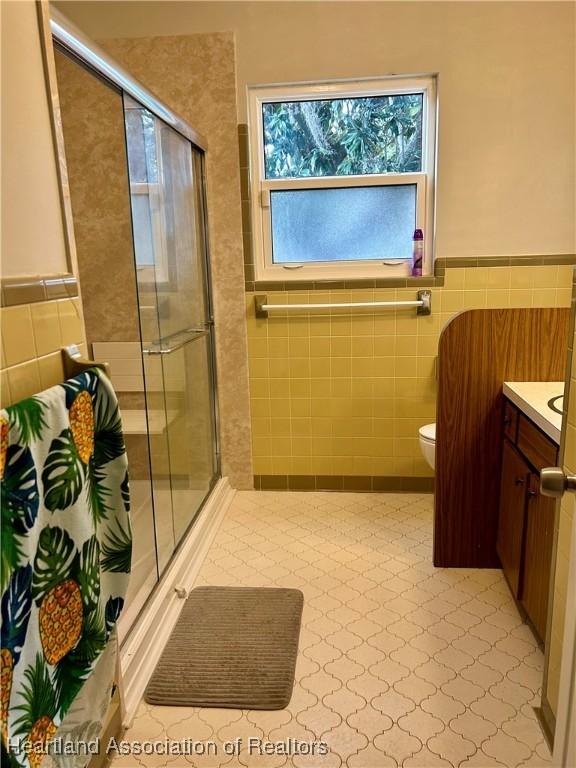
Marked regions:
[49,7,222,515]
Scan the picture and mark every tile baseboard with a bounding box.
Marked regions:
[253,474,434,492]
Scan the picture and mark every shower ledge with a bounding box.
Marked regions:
[121,409,179,435]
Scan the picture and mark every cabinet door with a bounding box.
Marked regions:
[497,440,530,596]
[521,474,556,642]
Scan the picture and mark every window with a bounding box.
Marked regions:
[124,100,169,283]
[247,76,437,282]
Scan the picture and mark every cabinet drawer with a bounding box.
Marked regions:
[517,414,558,472]
[503,400,519,442]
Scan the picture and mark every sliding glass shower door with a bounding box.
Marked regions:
[124,96,219,574]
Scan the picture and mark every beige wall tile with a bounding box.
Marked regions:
[7,359,41,403]
[443,269,465,290]
[532,265,559,289]
[508,290,533,308]
[31,301,62,356]
[245,263,571,481]
[37,352,65,390]
[556,288,572,306]
[487,267,511,289]
[2,305,36,365]
[0,369,12,409]
[557,265,575,287]
[1,296,87,407]
[532,289,558,307]
[464,268,490,290]
[57,298,83,346]
[485,289,511,308]
[510,267,534,289]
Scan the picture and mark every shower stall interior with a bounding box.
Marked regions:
[52,31,220,639]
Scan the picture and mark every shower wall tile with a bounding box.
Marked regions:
[91,341,141,360]
[90,344,144,382]
[101,32,253,489]
[0,297,85,407]
[55,51,141,345]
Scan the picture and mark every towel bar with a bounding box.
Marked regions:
[255,290,431,319]
[142,327,209,355]
[61,344,110,379]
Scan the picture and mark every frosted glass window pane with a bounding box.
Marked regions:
[270,185,416,263]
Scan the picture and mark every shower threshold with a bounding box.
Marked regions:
[118,477,235,725]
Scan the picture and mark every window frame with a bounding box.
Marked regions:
[247,75,437,282]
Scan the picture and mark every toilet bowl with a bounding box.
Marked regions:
[419,423,436,470]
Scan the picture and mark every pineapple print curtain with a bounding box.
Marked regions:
[0,368,131,767]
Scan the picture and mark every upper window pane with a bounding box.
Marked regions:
[262,93,423,180]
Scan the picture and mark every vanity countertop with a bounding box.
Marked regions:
[503,381,564,444]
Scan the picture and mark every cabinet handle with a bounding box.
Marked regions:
[514,477,525,486]
[527,489,537,498]
[504,417,511,425]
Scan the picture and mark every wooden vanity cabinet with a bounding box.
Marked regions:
[497,441,530,596]
[497,399,558,644]
[521,475,556,640]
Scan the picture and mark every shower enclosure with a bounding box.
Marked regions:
[122,97,220,627]
[51,30,220,639]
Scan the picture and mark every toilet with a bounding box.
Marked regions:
[419,423,436,470]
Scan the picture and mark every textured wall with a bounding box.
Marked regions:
[55,49,141,345]
[247,265,573,480]
[100,33,253,489]
[56,1,576,259]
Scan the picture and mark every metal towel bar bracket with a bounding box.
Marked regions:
[254,290,432,319]
[61,345,110,379]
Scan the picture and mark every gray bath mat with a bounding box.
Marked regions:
[144,586,304,709]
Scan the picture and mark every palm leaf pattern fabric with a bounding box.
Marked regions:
[0,369,131,767]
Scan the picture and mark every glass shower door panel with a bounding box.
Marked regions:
[166,334,218,543]
[124,96,176,574]
[53,53,161,639]
[154,123,219,542]
[124,95,219,558]
[154,124,209,337]
[141,352,176,574]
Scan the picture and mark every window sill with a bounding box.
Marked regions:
[246,273,441,292]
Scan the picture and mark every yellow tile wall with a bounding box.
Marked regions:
[545,322,576,716]
[1,297,86,408]
[246,264,574,477]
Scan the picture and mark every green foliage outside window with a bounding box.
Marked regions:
[263,93,423,180]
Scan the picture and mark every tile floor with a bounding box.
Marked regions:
[113,491,552,768]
